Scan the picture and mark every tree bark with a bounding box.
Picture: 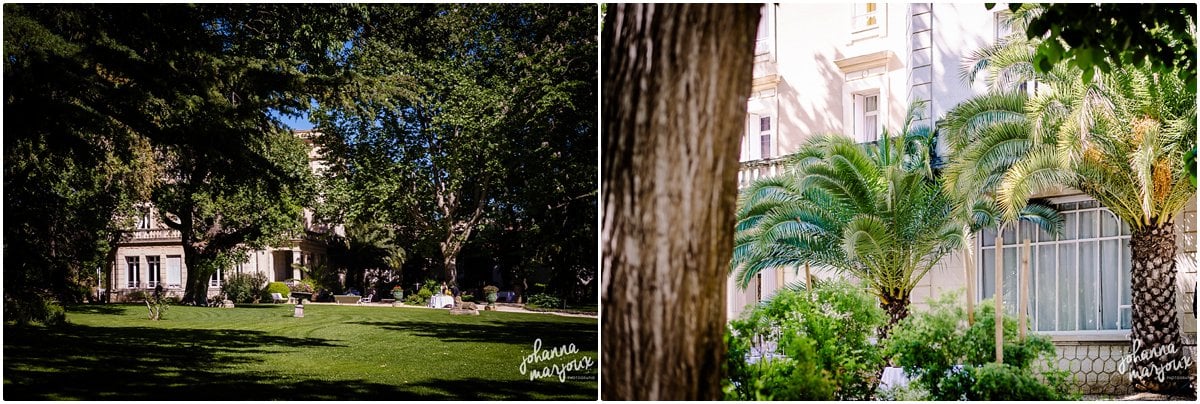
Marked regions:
[878,290,911,340]
[601,4,759,400]
[1128,220,1188,394]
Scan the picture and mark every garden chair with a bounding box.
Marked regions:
[270,292,287,304]
[359,293,374,304]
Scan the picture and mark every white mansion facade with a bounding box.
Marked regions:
[107,130,335,301]
[729,3,1197,394]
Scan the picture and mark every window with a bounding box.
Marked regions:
[754,4,776,58]
[978,199,1132,332]
[994,10,1015,40]
[853,3,880,32]
[993,11,1037,96]
[126,257,140,288]
[759,116,773,159]
[146,256,160,288]
[854,93,881,143]
[742,113,775,161]
[136,208,151,230]
[755,9,770,55]
[166,256,182,289]
[210,267,224,287]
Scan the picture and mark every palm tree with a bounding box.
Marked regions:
[732,122,969,337]
[940,11,1196,393]
[327,222,407,292]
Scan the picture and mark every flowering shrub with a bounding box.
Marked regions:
[724,279,886,400]
[288,281,314,294]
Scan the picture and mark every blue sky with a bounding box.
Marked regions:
[271,109,316,130]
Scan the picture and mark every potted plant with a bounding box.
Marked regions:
[483,285,499,307]
[391,285,404,300]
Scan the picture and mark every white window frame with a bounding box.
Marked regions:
[741,89,779,162]
[977,197,1133,334]
[851,3,886,41]
[754,4,777,60]
[126,256,140,288]
[993,10,1039,96]
[854,93,881,143]
[758,116,774,160]
[146,256,160,288]
[136,208,151,230]
[166,255,182,289]
[848,90,884,143]
[210,267,224,287]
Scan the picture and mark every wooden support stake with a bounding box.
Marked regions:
[966,244,975,326]
[1019,238,1030,342]
[995,235,1004,364]
[805,262,812,298]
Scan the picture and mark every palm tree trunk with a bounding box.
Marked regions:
[601,3,759,400]
[1127,220,1188,394]
[878,290,911,340]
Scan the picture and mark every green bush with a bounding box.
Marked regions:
[724,279,886,400]
[724,330,835,400]
[4,295,66,327]
[262,282,291,302]
[126,290,148,302]
[221,272,267,304]
[526,293,562,308]
[404,294,424,306]
[883,293,1074,400]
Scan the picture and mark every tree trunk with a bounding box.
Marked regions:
[441,238,462,286]
[1128,221,1188,394]
[601,4,759,400]
[181,247,207,306]
[878,290,911,340]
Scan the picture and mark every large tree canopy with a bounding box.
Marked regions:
[4,4,363,312]
[312,4,597,292]
[991,3,1197,90]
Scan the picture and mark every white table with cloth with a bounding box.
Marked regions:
[429,295,455,308]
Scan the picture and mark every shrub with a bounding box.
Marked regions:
[724,279,886,400]
[883,293,1074,400]
[526,293,562,308]
[461,294,474,302]
[263,282,290,302]
[222,272,268,304]
[724,330,835,400]
[288,281,314,295]
[126,290,148,302]
[4,295,67,327]
[404,294,424,306]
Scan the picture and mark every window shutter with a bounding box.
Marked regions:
[747,113,762,161]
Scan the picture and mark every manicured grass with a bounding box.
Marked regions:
[4,304,597,400]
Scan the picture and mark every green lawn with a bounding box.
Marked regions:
[3,304,597,400]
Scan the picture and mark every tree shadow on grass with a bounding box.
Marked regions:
[3,322,339,400]
[65,304,129,315]
[400,377,597,400]
[350,319,598,350]
[4,321,595,400]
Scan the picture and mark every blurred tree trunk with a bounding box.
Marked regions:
[601,4,760,400]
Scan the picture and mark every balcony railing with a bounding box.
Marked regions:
[737,157,789,189]
[129,228,181,241]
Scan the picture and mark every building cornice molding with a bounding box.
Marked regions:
[833,50,897,73]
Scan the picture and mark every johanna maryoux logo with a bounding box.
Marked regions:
[1117,340,1194,383]
[518,338,596,382]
